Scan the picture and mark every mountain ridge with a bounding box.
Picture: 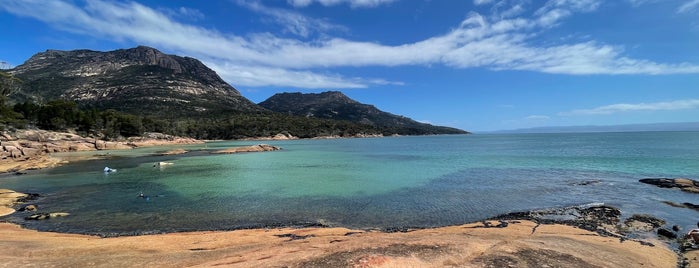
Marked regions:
[259,91,468,135]
[2,46,468,138]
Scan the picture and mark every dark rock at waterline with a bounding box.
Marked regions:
[639,178,699,193]
[657,228,677,239]
[623,214,666,233]
[18,204,37,212]
[15,193,40,203]
[661,201,699,212]
[624,214,665,229]
[573,179,601,186]
[492,204,621,236]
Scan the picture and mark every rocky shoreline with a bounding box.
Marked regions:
[1,185,698,266]
[0,129,202,174]
[0,191,692,267]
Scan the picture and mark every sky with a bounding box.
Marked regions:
[1,0,698,132]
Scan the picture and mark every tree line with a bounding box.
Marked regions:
[0,98,393,140]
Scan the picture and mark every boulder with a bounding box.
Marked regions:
[657,228,677,239]
[20,148,41,158]
[10,149,23,159]
[272,133,298,140]
[0,132,13,141]
[3,145,18,153]
[68,142,97,151]
[19,204,38,211]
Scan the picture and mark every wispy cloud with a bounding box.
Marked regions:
[678,0,699,13]
[0,60,13,69]
[561,99,699,115]
[287,0,397,8]
[1,0,698,89]
[237,1,347,38]
[474,0,495,5]
[526,115,551,120]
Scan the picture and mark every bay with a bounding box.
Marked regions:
[1,132,698,236]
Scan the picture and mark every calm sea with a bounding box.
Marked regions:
[1,132,698,236]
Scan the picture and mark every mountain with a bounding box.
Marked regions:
[2,46,468,138]
[7,46,262,117]
[487,122,699,134]
[259,91,468,135]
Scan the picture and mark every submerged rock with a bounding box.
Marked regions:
[158,149,188,156]
[153,162,174,167]
[25,212,70,220]
[25,213,50,220]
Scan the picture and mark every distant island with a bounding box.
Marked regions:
[486,122,699,134]
[0,46,467,140]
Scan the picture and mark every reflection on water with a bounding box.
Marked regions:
[1,132,698,236]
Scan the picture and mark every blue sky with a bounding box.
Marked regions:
[1,0,698,132]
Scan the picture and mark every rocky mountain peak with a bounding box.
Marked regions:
[8,46,261,117]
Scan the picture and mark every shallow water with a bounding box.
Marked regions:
[1,132,698,235]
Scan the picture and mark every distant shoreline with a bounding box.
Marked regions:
[0,129,203,174]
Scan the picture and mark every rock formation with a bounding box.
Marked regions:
[212,144,281,154]
[639,178,699,193]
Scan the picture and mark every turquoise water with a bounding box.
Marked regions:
[1,132,698,236]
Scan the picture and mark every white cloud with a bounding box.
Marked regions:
[287,0,397,8]
[626,0,660,7]
[237,1,347,37]
[526,115,551,120]
[474,0,495,5]
[204,61,367,88]
[561,99,699,115]
[2,0,699,89]
[0,60,13,69]
[678,0,699,13]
